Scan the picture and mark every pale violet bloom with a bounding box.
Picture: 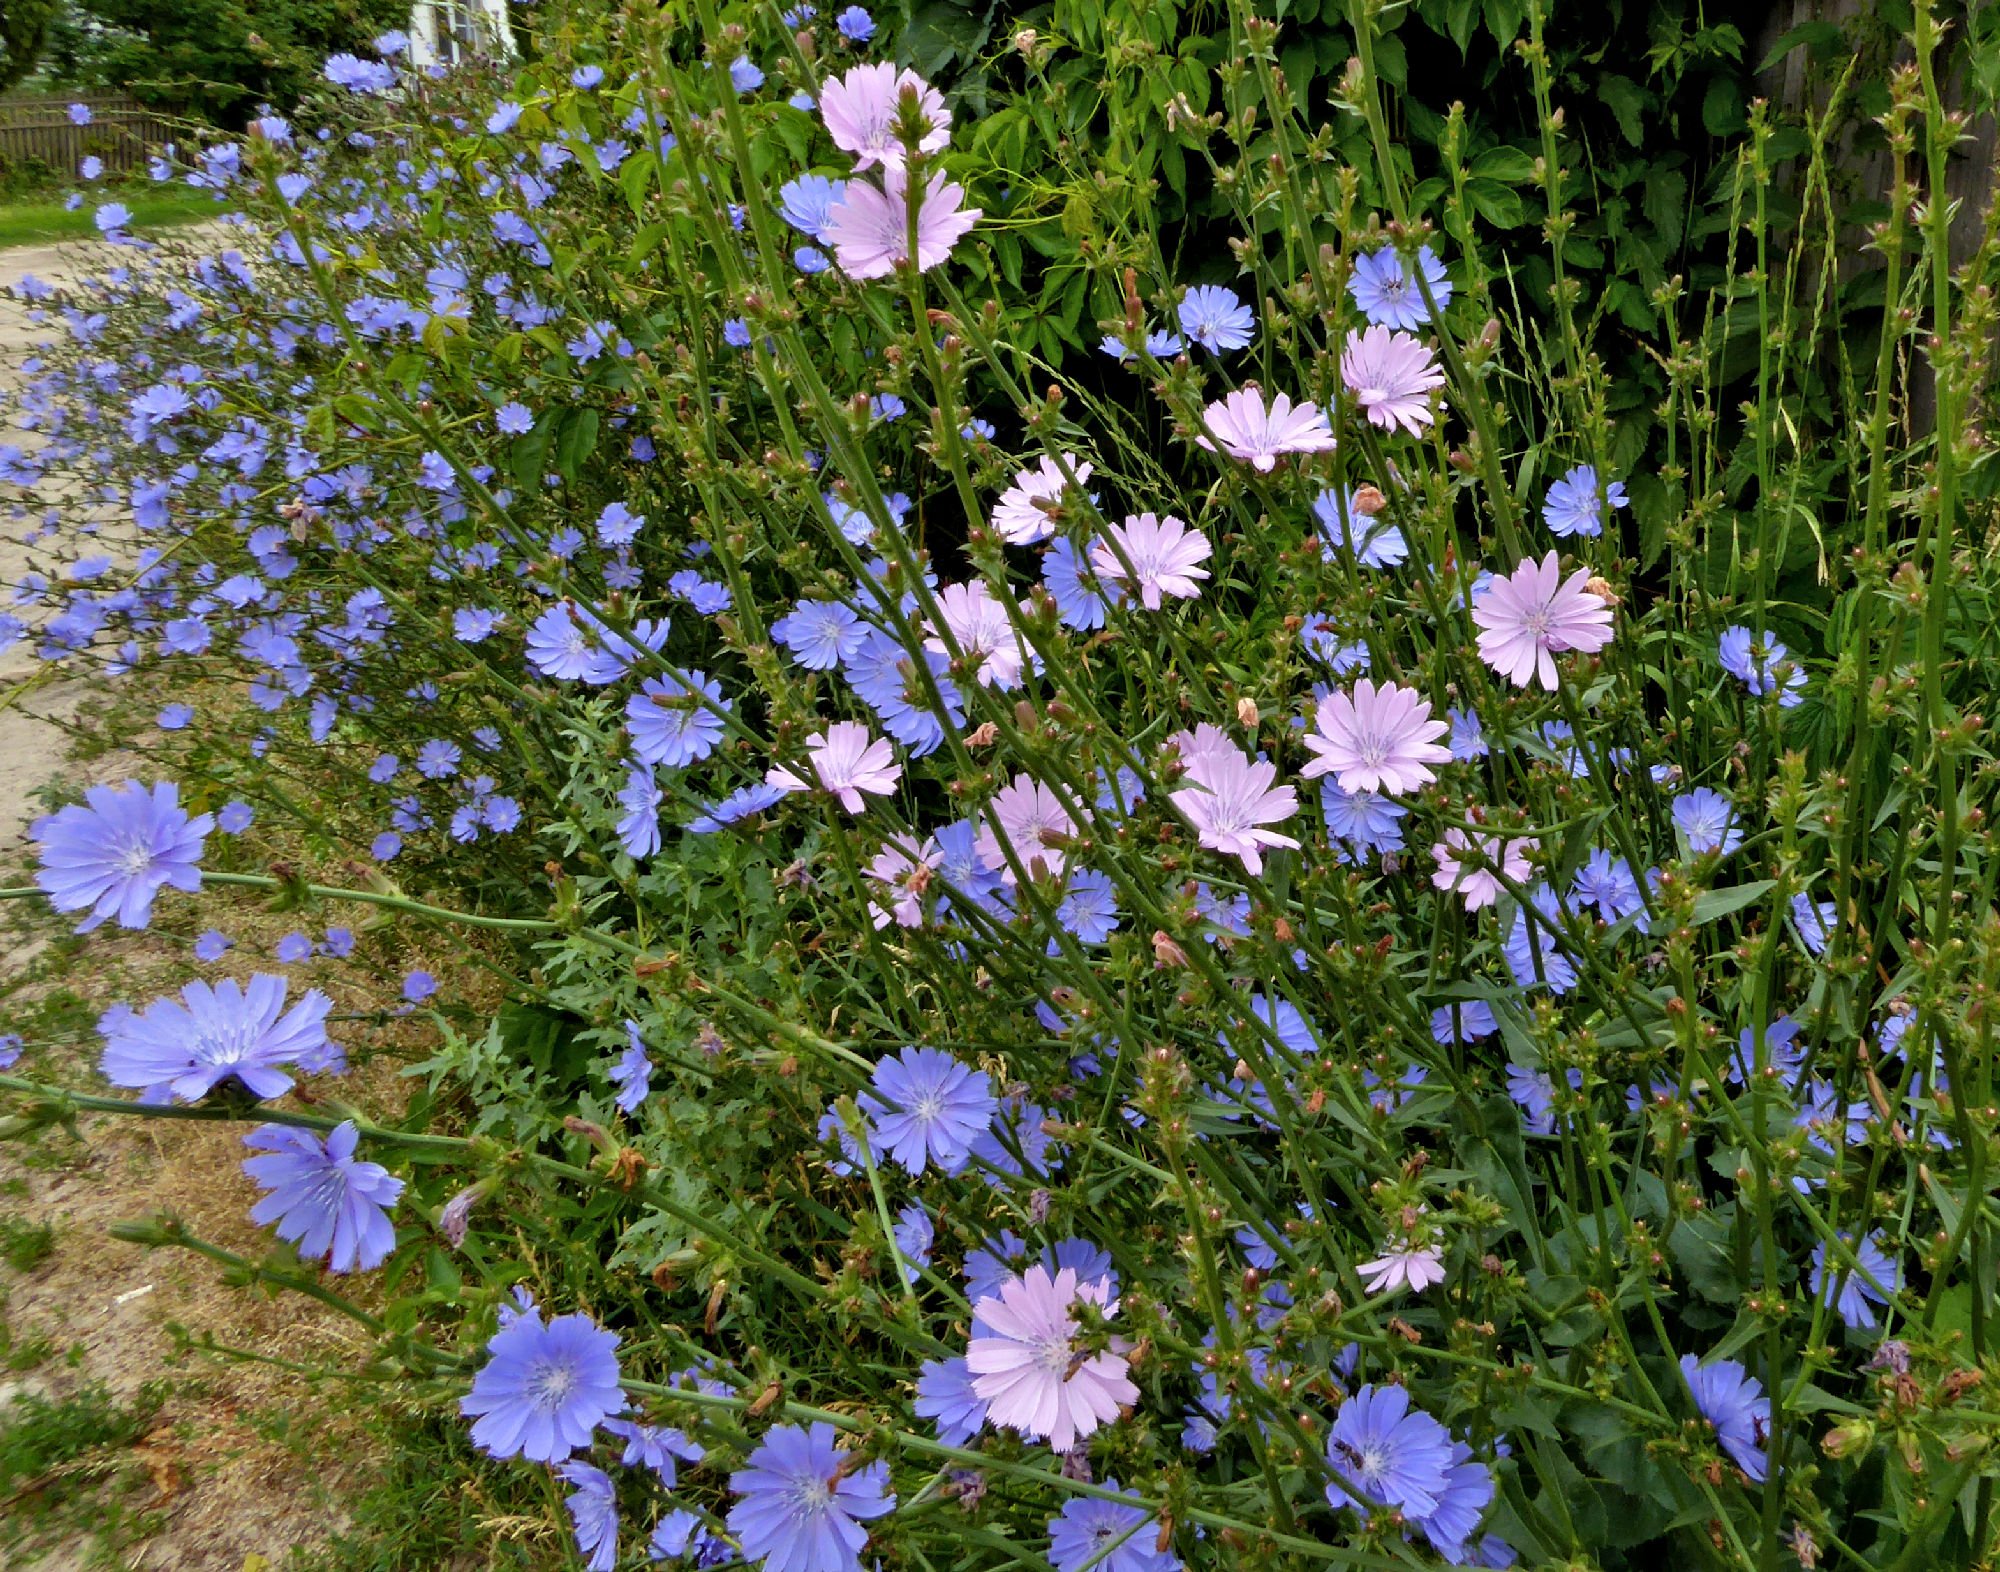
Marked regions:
[1470,552,1615,690]
[1170,740,1299,875]
[1341,325,1445,436]
[1091,513,1212,610]
[966,1264,1137,1453]
[824,169,979,278]
[1347,244,1452,329]
[768,721,902,813]
[818,63,950,170]
[1299,680,1450,796]
[992,453,1091,546]
[1194,387,1338,471]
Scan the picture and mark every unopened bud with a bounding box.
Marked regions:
[1821,1418,1874,1459]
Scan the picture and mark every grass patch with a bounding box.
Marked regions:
[0,187,218,248]
[293,1408,549,1572]
[0,1380,168,1567]
[0,1215,54,1273]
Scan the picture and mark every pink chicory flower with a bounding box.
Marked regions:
[865,834,937,929]
[1299,679,1451,796]
[1167,722,1241,776]
[992,454,1091,546]
[975,774,1087,884]
[818,63,950,170]
[1357,1241,1447,1297]
[1090,512,1211,610]
[1471,551,1616,690]
[1340,325,1445,437]
[1194,386,1338,471]
[767,720,902,813]
[1170,741,1299,876]
[925,580,1028,689]
[966,1265,1137,1453]
[1430,828,1535,911]
[824,169,979,279]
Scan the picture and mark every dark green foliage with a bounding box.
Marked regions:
[59,0,409,125]
[0,0,58,89]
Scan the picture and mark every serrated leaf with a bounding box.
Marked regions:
[1599,73,1648,146]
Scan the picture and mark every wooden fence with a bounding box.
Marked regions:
[0,91,172,178]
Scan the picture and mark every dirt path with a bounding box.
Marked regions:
[0,233,368,1571]
[0,240,102,849]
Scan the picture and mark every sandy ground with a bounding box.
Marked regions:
[0,241,98,850]
[0,233,368,1570]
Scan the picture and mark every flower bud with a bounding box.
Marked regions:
[1821,1418,1874,1459]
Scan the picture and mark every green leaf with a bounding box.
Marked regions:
[1702,75,1747,135]
[902,1,994,78]
[618,149,657,217]
[1758,19,1845,72]
[1483,0,1525,47]
[1464,179,1525,228]
[1666,1205,1741,1303]
[1445,0,1480,53]
[1599,74,1647,147]
[1691,881,1776,925]
[1641,167,1688,243]
[555,408,600,485]
[513,416,554,492]
[1468,145,1537,184]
